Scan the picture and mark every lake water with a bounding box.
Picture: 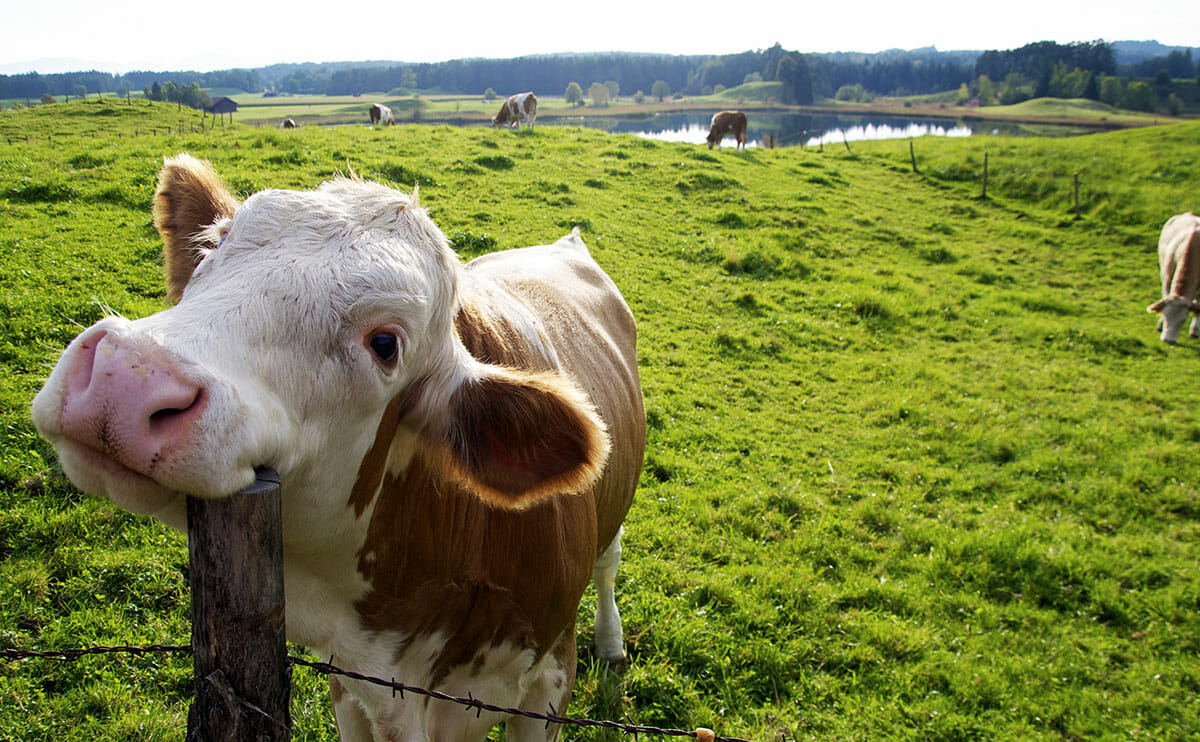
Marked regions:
[549,111,1091,148]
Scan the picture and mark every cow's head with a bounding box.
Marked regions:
[1147,295,1200,344]
[32,154,609,528]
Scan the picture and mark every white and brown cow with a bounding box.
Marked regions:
[706,110,747,150]
[492,92,538,129]
[1148,212,1200,344]
[369,102,394,126]
[31,154,644,741]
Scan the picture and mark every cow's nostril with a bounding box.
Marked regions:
[148,389,204,432]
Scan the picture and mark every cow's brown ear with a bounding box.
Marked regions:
[152,154,238,303]
[436,367,610,508]
[1148,299,1168,313]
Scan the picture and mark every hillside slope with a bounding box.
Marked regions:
[2,101,1199,741]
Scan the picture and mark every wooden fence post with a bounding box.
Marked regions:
[1073,172,1080,219]
[186,467,291,742]
[981,151,989,198]
[909,139,918,173]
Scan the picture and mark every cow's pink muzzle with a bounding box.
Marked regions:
[56,325,207,481]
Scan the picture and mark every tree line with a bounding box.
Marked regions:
[3,41,1198,114]
[962,41,1200,113]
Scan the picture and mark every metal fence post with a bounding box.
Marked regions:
[186,467,291,741]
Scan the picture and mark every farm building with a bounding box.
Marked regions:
[209,97,238,123]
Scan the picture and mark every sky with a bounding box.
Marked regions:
[4,0,1198,75]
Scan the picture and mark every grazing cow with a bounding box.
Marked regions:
[280,117,297,129]
[1148,212,1200,343]
[369,103,394,126]
[492,92,538,129]
[31,154,645,741]
[706,110,747,150]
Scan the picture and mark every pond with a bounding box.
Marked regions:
[547,111,1093,148]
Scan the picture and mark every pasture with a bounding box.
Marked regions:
[1,99,1199,741]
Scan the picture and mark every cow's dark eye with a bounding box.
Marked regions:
[368,333,399,362]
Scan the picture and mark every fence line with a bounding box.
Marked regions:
[0,644,756,742]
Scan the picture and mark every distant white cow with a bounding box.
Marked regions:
[492,92,538,129]
[1148,213,1200,343]
[369,103,394,126]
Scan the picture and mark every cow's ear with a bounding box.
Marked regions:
[435,367,610,508]
[1148,299,1168,313]
[152,154,239,303]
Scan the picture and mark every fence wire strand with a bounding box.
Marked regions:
[1,644,755,742]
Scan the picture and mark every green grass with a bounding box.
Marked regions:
[2,100,1200,741]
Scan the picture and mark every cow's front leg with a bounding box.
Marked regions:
[330,676,374,742]
[506,631,576,742]
[1190,315,1198,338]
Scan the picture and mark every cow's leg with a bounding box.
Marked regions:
[1190,315,1199,338]
[330,676,374,742]
[506,631,576,742]
[593,527,626,665]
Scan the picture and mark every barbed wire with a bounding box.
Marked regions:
[0,644,190,661]
[1,643,755,742]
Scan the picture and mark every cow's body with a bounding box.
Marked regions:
[280,117,297,129]
[31,155,644,741]
[1148,212,1200,343]
[492,92,538,129]
[369,103,394,126]
[706,110,747,150]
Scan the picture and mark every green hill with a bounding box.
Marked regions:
[2,100,1199,741]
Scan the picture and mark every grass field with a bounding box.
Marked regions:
[2,99,1199,741]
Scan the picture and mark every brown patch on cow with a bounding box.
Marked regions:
[1171,225,1200,298]
[152,154,239,303]
[329,675,347,703]
[454,299,550,370]
[348,378,429,517]
[354,450,597,686]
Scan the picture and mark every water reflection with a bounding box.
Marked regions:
[552,111,1085,148]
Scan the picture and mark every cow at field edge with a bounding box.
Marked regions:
[706,110,747,150]
[369,103,394,126]
[1148,212,1200,343]
[492,92,538,129]
[280,117,297,129]
[31,154,645,741]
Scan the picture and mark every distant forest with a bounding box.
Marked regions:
[3,40,1199,114]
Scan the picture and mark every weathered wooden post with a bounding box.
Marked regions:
[909,139,918,173]
[981,151,989,198]
[186,467,291,741]
[1073,172,1081,219]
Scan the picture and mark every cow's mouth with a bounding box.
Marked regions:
[52,437,184,516]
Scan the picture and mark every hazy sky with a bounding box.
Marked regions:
[4,0,1198,74]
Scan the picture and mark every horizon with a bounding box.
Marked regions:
[4,40,1197,79]
[4,0,1198,77]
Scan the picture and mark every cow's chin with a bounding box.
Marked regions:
[54,440,188,528]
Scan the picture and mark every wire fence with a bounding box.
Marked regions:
[0,643,757,742]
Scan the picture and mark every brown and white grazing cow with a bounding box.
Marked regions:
[706,110,747,150]
[280,117,297,129]
[369,102,394,126]
[492,92,538,129]
[31,154,644,741]
[1148,212,1200,344]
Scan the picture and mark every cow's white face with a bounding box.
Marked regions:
[33,155,607,533]
[33,175,459,522]
[1149,295,1198,344]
